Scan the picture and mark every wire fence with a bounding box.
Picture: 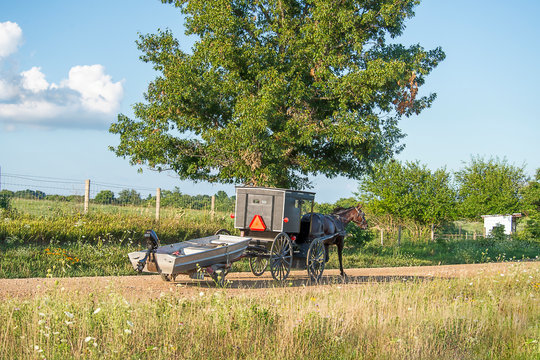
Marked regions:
[0,172,235,220]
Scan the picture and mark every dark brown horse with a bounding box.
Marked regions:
[301,205,368,277]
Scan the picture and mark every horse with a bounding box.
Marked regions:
[301,205,368,277]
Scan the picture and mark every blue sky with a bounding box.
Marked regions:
[0,0,539,203]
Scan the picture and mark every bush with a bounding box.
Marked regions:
[0,194,11,212]
[519,213,540,241]
[489,224,508,241]
[346,222,375,247]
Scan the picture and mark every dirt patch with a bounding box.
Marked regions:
[1,261,538,300]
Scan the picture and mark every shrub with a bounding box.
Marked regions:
[489,224,508,241]
[346,222,375,247]
[0,193,11,212]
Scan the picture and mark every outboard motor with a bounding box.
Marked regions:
[136,230,160,273]
[144,229,160,251]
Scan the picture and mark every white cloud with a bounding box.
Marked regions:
[21,67,49,93]
[0,22,124,130]
[0,21,23,58]
[64,65,124,114]
[0,79,19,100]
[0,100,63,120]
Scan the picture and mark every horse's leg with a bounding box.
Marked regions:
[337,237,346,278]
[324,244,330,263]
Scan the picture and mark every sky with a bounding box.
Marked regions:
[0,0,539,203]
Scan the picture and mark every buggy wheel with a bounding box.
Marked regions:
[249,256,268,276]
[307,238,326,283]
[270,233,293,281]
[214,229,231,236]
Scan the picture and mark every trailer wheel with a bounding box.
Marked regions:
[307,238,326,283]
[249,256,268,276]
[270,233,293,282]
[160,273,176,282]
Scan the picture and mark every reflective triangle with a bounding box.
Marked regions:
[249,215,266,231]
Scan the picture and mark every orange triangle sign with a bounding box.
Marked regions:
[249,215,266,231]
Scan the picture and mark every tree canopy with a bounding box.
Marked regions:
[357,160,456,232]
[110,0,444,189]
[455,157,526,219]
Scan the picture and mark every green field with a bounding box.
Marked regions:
[1,208,539,279]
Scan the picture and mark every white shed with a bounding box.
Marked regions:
[481,213,522,236]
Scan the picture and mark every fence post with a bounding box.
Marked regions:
[84,179,90,214]
[211,195,215,220]
[473,231,477,240]
[430,224,434,242]
[398,225,402,246]
[156,188,161,221]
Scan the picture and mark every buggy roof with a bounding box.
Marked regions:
[235,186,316,201]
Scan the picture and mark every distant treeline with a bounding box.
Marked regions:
[0,189,83,202]
[0,187,236,211]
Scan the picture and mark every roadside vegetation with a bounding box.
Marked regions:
[1,158,539,279]
[1,264,538,359]
[0,210,538,279]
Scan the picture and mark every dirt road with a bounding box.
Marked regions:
[1,261,538,300]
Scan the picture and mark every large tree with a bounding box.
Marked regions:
[110,0,444,189]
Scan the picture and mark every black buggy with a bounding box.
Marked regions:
[235,186,343,282]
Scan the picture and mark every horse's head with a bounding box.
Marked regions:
[350,204,368,229]
[333,204,368,229]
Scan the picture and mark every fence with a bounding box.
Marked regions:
[0,172,235,220]
[373,224,486,246]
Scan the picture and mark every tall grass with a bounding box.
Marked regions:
[1,264,538,359]
[1,210,539,279]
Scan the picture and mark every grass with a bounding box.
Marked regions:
[8,197,225,219]
[327,237,540,270]
[0,210,539,278]
[1,264,539,359]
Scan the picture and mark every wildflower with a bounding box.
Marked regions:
[84,336,93,343]
[124,329,132,335]
[93,308,101,315]
[38,312,46,317]
[64,311,74,319]
[126,320,134,327]
[199,292,204,297]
